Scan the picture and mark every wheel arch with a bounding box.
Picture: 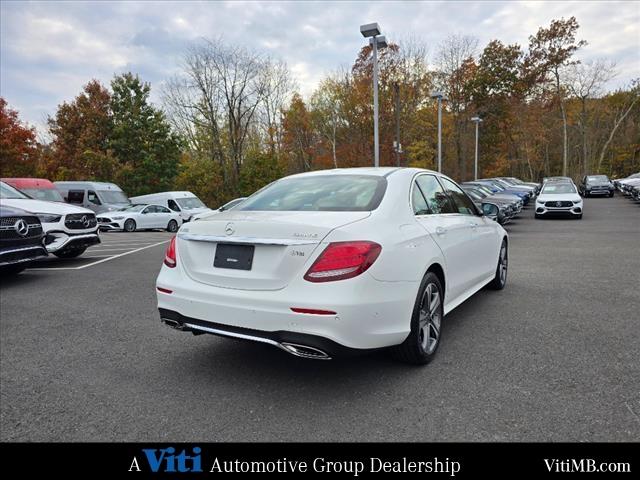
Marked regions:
[426,262,446,302]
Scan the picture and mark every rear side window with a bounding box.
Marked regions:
[416,175,456,214]
[157,206,171,213]
[67,190,84,204]
[440,178,478,215]
[168,199,180,211]
[238,175,387,212]
[412,182,430,215]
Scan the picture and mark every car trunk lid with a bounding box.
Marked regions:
[177,210,370,290]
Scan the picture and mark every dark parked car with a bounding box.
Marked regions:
[0,205,48,275]
[579,174,614,197]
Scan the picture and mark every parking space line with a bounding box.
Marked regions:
[29,240,169,271]
[86,248,151,253]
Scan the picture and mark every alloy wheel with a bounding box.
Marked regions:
[418,282,441,354]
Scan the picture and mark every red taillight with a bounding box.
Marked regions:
[164,236,177,268]
[304,241,381,283]
[290,307,337,315]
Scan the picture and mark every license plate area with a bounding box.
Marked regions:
[214,243,254,270]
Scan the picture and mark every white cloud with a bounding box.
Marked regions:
[1,0,638,132]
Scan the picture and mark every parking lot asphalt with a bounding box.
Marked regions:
[1,196,639,441]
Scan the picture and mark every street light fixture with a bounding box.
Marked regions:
[471,116,483,180]
[361,22,387,167]
[430,91,447,173]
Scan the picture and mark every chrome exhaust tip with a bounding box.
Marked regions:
[162,318,187,331]
[280,342,331,360]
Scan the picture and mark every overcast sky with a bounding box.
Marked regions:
[1,0,639,133]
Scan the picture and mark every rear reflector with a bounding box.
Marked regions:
[304,241,381,283]
[157,287,173,294]
[164,236,177,268]
[290,308,337,315]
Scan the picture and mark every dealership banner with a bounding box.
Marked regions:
[0,443,635,476]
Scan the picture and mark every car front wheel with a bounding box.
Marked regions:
[392,272,443,365]
[124,219,136,232]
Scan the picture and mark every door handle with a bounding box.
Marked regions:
[435,227,447,236]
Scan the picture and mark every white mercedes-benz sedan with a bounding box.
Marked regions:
[535,181,583,219]
[97,204,182,232]
[156,168,508,364]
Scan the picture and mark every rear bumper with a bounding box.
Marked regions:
[0,245,48,267]
[156,265,415,351]
[158,308,375,359]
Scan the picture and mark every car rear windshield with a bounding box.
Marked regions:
[176,197,206,209]
[238,175,387,212]
[22,188,64,202]
[542,183,576,194]
[99,190,129,204]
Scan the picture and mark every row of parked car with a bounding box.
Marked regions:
[0,177,216,275]
[613,172,640,201]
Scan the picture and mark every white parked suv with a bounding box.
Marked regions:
[535,181,583,219]
[156,168,508,364]
[1,181,100,258]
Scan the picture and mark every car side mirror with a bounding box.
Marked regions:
[482,202,499,220]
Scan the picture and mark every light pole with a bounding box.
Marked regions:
[360,23,387,167]
[430,91,447,172]
[471,116,483,180]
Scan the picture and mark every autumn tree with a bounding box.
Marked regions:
[528,17,587,176]
[47,80,112,179]
[0,98,40,177]
[282,93,315,173]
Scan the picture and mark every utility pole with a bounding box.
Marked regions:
[394,82,401,167]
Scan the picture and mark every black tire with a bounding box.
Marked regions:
[535,213,542,219]
[391,272,444,365]
[576,214,583,219]
[583,192,588,198]
[166,220,179,232]
[53,247,87,259]
[1,265,27,275]
[609,191,614,198]
[488,239,508,290]
[124,219,136,232]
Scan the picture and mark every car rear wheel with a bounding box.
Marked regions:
[124,219,136,232]
[488,240,508,290]
[392,272,443,365]
[53,247,87,259]
[166,220,179,232]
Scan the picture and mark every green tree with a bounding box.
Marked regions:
[238,148,283,197]
[110,73,181,195]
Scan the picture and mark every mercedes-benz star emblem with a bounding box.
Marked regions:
[14,219,29,237]
[81,215,90,228]
[225,223,235,236]
[556,201,562,207]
